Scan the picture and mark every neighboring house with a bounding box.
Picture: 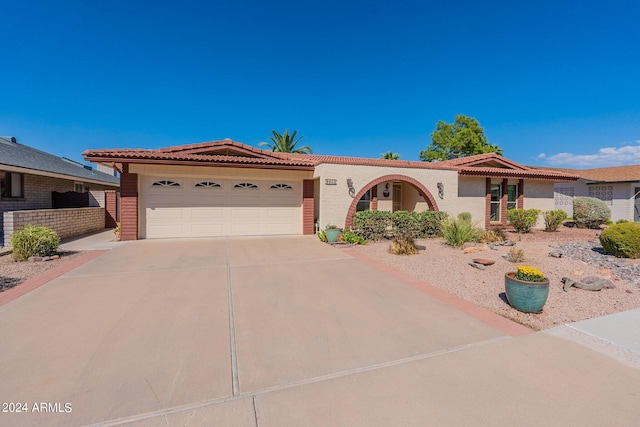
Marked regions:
[1,136,120,245]
[83,139,578,241]
[551,165,640,222]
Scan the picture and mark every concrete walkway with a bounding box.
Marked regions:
[0,235,638,426]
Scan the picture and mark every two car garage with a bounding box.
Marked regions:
[139,175,303,238]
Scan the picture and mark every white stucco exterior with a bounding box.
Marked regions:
[555,181,640,222]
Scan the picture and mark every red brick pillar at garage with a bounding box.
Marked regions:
[119,164,138,241]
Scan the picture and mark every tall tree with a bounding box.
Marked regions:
[259,129,312,154]
[381,151,400,160]
[419,115,502,161]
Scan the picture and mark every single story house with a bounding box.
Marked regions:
[83,139,578,241]
[551,165,640,222]
[1,136,120,245]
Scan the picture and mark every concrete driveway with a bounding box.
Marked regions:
[1,236,639,426]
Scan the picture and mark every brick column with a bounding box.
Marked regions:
[517,179,524,209]
[302,179,315,235]
[120,167,138,241]
[105,190,117,228]
[371,185,378,211]
[501,178,509,225]
[485,178,492,228]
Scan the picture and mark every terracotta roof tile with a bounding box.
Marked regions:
[536,165,640,183]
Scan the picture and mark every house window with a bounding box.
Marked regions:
[270,183,293,190]
[74,182,85,193]
[234,182,258,189]
[356,189,371,212]
[0,172,23,198]
[490,184,501,221]
[195,181,221,188]
[152,180,180,187]
[507,184,518,211]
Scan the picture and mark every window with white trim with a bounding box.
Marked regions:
[152,180,181,187]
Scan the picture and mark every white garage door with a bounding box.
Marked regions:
[140,177,302,238]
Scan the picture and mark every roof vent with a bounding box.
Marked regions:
[1,136,17,143]
[83,165,93,171]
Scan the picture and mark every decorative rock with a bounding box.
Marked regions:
[473,258,495,266]
[28,256,43,262]
[555,241,640,288]
[548,250,563,258]
[42,256,51,261]
[50,255,60,260]
[468,262,485,270]
[463,246,481,254]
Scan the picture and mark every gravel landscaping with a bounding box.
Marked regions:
[349,227,640,331]
[0,251,84,292]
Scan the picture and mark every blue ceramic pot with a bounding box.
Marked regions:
[505,272,550,313]
[325,228,342,243]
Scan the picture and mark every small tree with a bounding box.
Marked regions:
[381,151,400,160]
[420,115,503,161]
[543,210,568,232]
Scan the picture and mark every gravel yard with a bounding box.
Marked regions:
[0,251,84,292]
[348,227,640,331]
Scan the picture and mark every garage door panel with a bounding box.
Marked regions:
[147,208,186,220]
[142,177,302,238]
[190,208,224,220]
[191,224,225,235]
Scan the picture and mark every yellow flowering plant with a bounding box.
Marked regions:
[514,266,546,283]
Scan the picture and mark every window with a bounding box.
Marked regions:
[507,184,518,211]
[490,184,501,221]
[356,189,371,212]
[74,182,85,193]
[195,181,221,188]
[270,183,293,190]
[234,182,258,189]
[0,172,23,198]
[152,180,180,187]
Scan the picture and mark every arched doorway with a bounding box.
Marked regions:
[344,174,439,230]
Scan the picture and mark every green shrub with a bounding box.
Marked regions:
[352,211,392,240]
[543,209,568,232]
[599,222,640,258]
[317,229,328,242]
[507,208,540,233]
[389,236,419,255]
[441,216,483,247]
[10,224,61,261]
[480,227,507,243]
[616,219,629,224]
[352,210,447,241]
[573,197,610,229]
[341,231,367,245]
[457,212,472,222]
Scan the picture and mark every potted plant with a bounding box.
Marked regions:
[504,266,550,313]
[325,224,342,243]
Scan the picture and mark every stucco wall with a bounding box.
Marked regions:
[456,177,487,224]
[555,181,640,222]
[524,181,555,228]
[313,163,458,228]
[3,207,105,246]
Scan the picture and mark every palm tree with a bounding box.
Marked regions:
[258,129,312,154]
[381,151,400,160]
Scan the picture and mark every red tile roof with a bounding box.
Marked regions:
[83,140,579,180]
[535,165,640,183]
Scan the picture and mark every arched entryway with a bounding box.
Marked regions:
[344,174,439,230]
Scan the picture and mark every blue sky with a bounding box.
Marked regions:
[1,0,639,168]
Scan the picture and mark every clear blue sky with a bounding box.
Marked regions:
[2,0,639,168]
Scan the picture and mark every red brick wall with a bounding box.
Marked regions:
[120,172,138,241]
[517,179,524,209]
[371,185,378,211]
[302,180,315,235]
[484,178,491,228]
[105,190,117,228]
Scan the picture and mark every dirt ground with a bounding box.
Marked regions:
[348,227,640,330]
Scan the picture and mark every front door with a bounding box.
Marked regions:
[392,183,402,212]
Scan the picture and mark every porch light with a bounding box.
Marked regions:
[347,178,355,197]
[437,182,444,199]
[383,183,390,198]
